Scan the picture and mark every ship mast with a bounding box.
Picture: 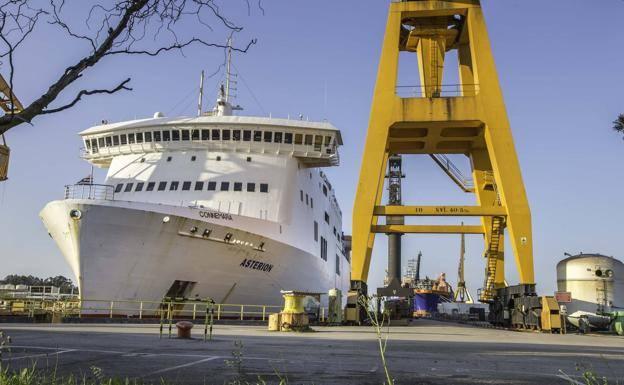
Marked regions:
[213,37,241,117]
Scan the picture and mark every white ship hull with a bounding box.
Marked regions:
[40,199,349,313]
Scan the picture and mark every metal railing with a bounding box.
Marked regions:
[0,297,328,323]
[64,184,115,200]
[396,84,480,98]
[429,154,474,192]
[82,140,340,166]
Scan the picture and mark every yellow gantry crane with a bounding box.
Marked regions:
[351,0,534,302]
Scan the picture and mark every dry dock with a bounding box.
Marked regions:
[1,320,623,384]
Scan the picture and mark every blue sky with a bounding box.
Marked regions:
[1,0,623,298]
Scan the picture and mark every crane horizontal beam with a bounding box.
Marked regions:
[371,224,484,234]
[373,205,507,217]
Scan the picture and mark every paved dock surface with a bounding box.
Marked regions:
[1,320,623,384]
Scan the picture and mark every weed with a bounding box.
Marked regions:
[358,295,393,385]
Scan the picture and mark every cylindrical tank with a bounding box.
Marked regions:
[556,253,624,316]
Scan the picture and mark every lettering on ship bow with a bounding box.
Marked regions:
[199,211,233,221]
[240,258,273,273]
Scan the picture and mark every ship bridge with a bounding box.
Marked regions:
[80,115,342,169]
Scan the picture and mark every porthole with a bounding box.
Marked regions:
[69,209,82,220]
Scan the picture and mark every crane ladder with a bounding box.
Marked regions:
[479,216,504,302]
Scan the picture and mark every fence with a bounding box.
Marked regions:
[0,297,328,323]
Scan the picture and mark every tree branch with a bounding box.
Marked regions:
[106,36,256,56]
[40,78,132,115]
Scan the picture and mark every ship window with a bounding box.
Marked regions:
[323,184,328,196]
[98,138,105,148]
[129,133,136,144]
[222,129,231,140]
[191,156,196,162]
[306,194,309,205]
[201,129,209,141]
[91,139,98,151]
[146,182,155,191]
[172,130,180,141]
[181,129,189,141]
[233,130,241,141]
[284,133,293,144]
[263,131,272,143]
[324,212,330,224]
[135,182,144,192]
[246,157,252,162]
[136,132,143,143]
[314,221,318,242]
[124,183,134,192]
[194,181,204,191]
[105,136,112,147]
[85,140,91,149]
[220,182,230,191]
[153,131,161,142]
[115,183,123,193]
[163,130,170,141]
[243,130,251,141]
[211,129,220,140]
[325,136,332,146]
[336,254,340,276]
[274,132,283,143]
[170,181,179,191]
[314,135,322,151]
[320,237,328,261]
[247,183,255,192]
[260,183,268,193]
[113,136,120,146]
[191,129,199,140]
[253,130,262,142]
[294,134,303,145]
[300,190,303,202]
[120,135,127,145]
[216,156,221,161]
[305,134,313,145]
[310,198,314,208]
[158,181,167,191]
[333,227,337,236]
[207,181,216,191]
[233,182,242,191]
[182,181,191,191]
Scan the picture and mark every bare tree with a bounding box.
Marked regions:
[0,0,257,135]
[614,114,624,140]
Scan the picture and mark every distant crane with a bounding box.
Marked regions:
[454,223,474,303]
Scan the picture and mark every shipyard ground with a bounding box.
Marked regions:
[1,320,623,385]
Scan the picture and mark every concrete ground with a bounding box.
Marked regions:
[1,320,623,385]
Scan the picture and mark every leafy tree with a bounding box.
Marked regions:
[614,114,624,139]
[1,274,77,293]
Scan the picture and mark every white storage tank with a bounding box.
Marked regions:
[556,253,624,315]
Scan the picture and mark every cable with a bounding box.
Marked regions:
[231,63,267,116]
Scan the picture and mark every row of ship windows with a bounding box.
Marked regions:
[86,129,334,152]
[114,181,269,193]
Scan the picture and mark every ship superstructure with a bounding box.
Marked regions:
[40,55,349,310]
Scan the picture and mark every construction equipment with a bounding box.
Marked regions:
[454,225,474,303]
[540,296,563,333]
[351,0,534,305]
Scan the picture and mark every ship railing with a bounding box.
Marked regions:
[64,184,115,201]
[0,297,329,323]
[81,140,340,166]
